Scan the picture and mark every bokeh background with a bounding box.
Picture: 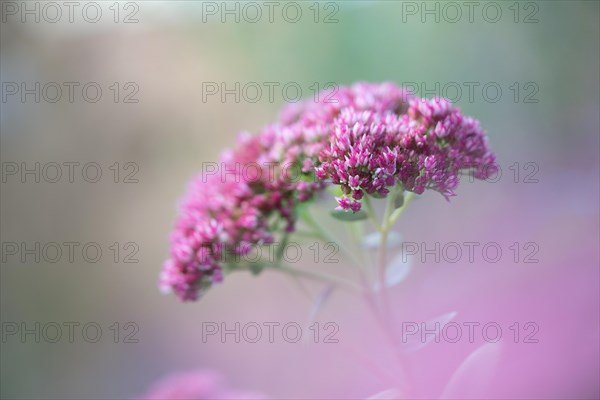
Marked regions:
[1,1,599,399]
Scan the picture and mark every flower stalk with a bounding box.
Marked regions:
[161,81,496,397]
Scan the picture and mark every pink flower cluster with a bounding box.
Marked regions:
[316,97,496,211]
[162,82,495,301]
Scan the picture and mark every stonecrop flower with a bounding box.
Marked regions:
[317,97,496,211]
[162,82,495,301]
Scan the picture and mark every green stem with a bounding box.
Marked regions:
[378,186,400,290]
[363,195,382,232]
[389,191,416,226]
[371,185,413,395]
[300,210,336,243]
[299,209,361,270]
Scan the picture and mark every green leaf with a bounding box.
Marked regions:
[327,185,344,198]
[402,311,457,352]
[362,231,402,250]
[385,252,412,288]
[440,341,502,399]
[394,193,405,209]
[276,234,289,262]
[249,262,265,276]
[300,172,316,182]
[330,209,368,222]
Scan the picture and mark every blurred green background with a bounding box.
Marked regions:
[1,1,599,399]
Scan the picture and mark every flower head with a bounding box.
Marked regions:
[162,83,495,300]
[317,110,404,211]
[316,97,496,211]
